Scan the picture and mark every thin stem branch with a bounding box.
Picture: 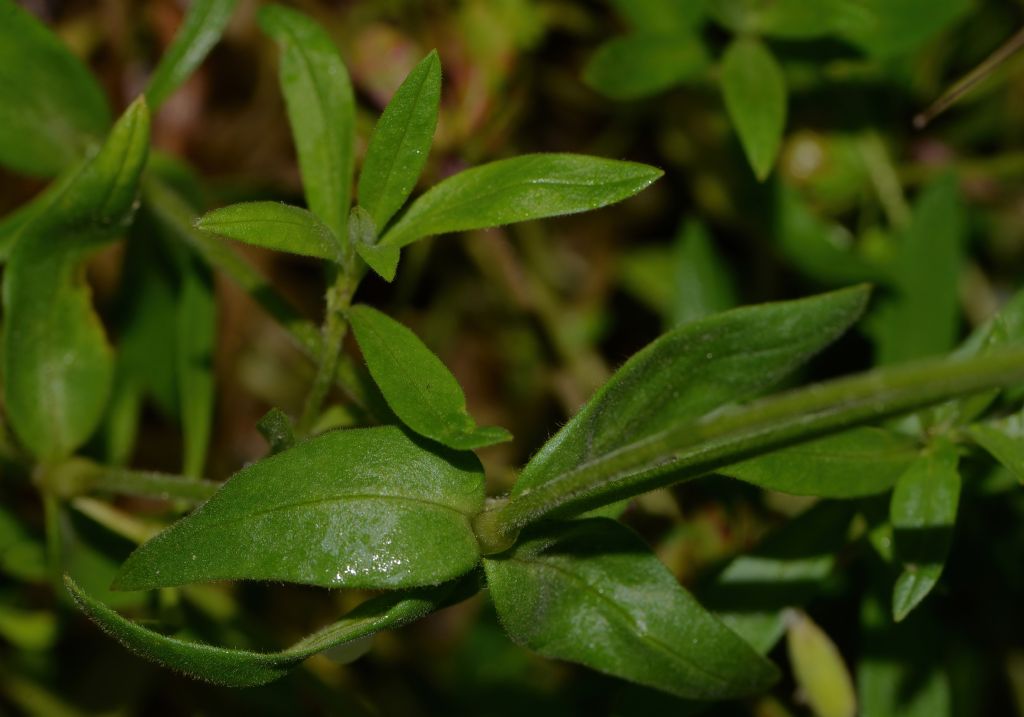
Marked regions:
[86,466,220,503]
[475,348,1024,548]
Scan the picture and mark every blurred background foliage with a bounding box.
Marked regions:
[2,0,1024,714]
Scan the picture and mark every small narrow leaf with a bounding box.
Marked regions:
[365,154,663,280]
[358,51,442,229]
[112,426,485,591]
[176,255,216,477]
[144,0,238,111]
[870,176,965,365]
[968,413,1024,483]
[2,99,150,461]
[584,34,709,101]
[257,408,296,456]
[890,440,961,621]
[786,610,857,717]
[720,427,919,497]
[671,220,737,326]
[0,0,111,176]
[259,4,355,243]
[349,305,511,450]
[484,519,779,700]
[195,202,343,261]
[513,285,870,499]
[720,38,786,180]
[68,574,476,687]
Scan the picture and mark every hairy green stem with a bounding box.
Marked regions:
[299,270,358,433]
[476,348,1024,547]
[88,466,220,503]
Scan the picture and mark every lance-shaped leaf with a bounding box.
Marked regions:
[2,99,150,461]
[259,4,354,243]
[870,175,965,366]
[513,286,870,499]
[786,610,857,717]
[195,202,343,261]
[144,0,238,111]
[349,305,511,450]
[721,38,786,181]
[890,440,961,622]
[67,573,477,686]
[0,0,111,176]
[720,427,919,497]
[484,519,779,700]
[112,426,485,591]
[968,413,1024,484]
[360,154,663,280]
[358,50,442,230]
[177,255,216,477]
[584,34,709,101]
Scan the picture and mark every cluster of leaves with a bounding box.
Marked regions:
[2,0,1024,714]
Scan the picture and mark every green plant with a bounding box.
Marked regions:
[3,1,1024,713]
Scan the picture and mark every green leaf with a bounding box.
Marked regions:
[786,610,857,717]
[968,413,1024,484]
[358,51,442,230]
[259,4,355,244]
[513,286,870,500]
[484,519,779,700]
[835,0,970,58]
[606,0,706,34]
[720,38,786,181]
[583,34,709,101]
[112,426,485,591]
[869,176,965,365]
[889,440,960,621]
[720,427,919,497]
[144,0,238,111]
[701,502,855,654]
[195,201,343,261]
[362,154,663,280]
[709,0,846,39]
[0,0,110,176]
[177,255,216,477]
[349,305,510,450]
[670,220,737,327]
[256,408,296,456]
[2,99,150,461]
[67,573,476,687]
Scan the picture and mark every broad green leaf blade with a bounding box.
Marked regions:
[349,305,512,450]
[144,0,238,111]
[366,154,663,280]
[195,201,343,261]
[720,38,786,181]
[513,286,870,499]
[259,4,355,244]
[786,610,857,717]
[720,427,918,497]
[0,0,110,176]
[177,255,216,477]
[484,519,779,700]
[2,99,150,461]
[112,426,485,591]
[68,573,476,687]
[358,51,442,229]
[869,176,965,365]
[607,0,706,34]
[583,34,709,101]
[701,502,855,654]
[889,440,961,621]
[968,413,1024,484]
